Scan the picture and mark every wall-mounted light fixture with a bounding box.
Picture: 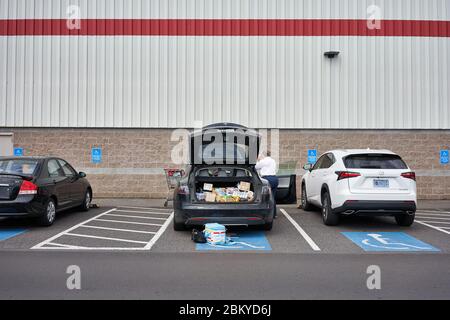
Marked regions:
[324,51,340,59]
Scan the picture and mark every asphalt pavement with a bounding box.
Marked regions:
[0,199,449,299]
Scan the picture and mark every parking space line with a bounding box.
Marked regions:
[117,207,172,213]
[143,212,174,250]
[46,242,87,249]
[417,210,450,214]
[79,225,157,234]
[115,209,172,216]
[65,233,149,244]
[32,208,118,249]
[415,215,450,220]
[416,212,450,216]
[95,218,164,227]
[418,220,450,225]
[106,213,168,221]
[280,208,321,252]
[416,221,450,235]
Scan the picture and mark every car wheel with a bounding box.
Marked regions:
[263,221,273,231]
[301,185,314,211]
[79,190,92,212]
[173,220,187,231]
[322,191,339,226]
[37,199,56,227]
[395,213,415,227]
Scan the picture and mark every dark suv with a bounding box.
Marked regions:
[173,123,277,231]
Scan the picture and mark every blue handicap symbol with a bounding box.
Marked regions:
[196,231,272,251]
[13,148,23,156]
[342,232,439,252]
[307,149,317,164]
[441,150,449,165]
[91,148,102,164]
[0,229,27,241]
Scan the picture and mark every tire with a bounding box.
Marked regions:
[37,199,57,227]
[79,189,92,212]
[263,221,273,231]
[173,220,187,231]
[395,213,415,227]
[321,191,339,226]
[300,184,314,211]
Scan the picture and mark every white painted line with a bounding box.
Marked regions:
[115,209,172,215]
[65,233,149,244]
[117,206,172,212]
[280,208,321,252]
[414,215,450,220]
[416,221,450,235]
[46,242,87,249]
[144,212,174,250]
[417,210,450,214]
[32,246,150,251]
[80,225,157,234]
[416,211,450,216]
[417,220,450,225]
[31,208,118,249]
[106,213,168,221]
[95,218,164,227]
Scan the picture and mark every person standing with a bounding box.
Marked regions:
[255,151,279,218]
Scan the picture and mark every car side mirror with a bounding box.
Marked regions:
[78,172,87,178]
[303,163,313,171]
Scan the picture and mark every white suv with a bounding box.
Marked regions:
[301,149,417,226]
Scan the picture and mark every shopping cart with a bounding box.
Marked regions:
[163,168,185,207]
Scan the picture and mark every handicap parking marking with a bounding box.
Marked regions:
[196,231,272,251]
[0,229,27,241]
[342,232,440,252]
[31,207,174,251]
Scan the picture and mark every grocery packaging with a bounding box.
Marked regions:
[204,223,227,245]
[203,183,213,191]
[238,181,251,192]
[196,192,206,201]
[205,192,216,202]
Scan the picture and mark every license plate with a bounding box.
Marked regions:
[0,186,10,199]
[373,179,389,188]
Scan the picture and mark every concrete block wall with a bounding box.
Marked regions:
[2,128,449,200]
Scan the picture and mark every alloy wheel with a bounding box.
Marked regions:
[47,201,56,223]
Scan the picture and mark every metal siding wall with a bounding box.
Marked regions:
[0,0,449,129]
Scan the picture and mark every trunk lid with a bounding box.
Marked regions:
[190,123,260,165]
[0,175,25,200]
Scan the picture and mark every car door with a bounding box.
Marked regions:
[57,159,85,205]
[44,159,72,209]
[307,155,326,204]
[275,174,297,204]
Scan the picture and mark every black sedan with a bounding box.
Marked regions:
[0,157,92,226]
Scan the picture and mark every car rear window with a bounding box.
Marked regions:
[0,159,39,176]
[344,154,408,169]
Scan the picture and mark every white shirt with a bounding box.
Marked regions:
[255,157,277,176]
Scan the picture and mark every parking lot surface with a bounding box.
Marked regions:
[0,199,449,299]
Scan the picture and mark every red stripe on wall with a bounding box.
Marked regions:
[0,19,449,37]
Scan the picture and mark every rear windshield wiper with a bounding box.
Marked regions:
[0,173,33,181]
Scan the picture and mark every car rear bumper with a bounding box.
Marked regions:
[174,201,274,226]
[0,195,44,217]
[333,200,417,216]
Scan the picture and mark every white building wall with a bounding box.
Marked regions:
[0,0,449,129]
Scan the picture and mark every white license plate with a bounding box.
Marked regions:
[373,179,389,188]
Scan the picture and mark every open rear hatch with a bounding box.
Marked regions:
[190,123,260,165]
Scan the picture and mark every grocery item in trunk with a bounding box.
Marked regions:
[203,183,213,191]
[196,192,206,201]
[238,181,251,192]
[205,192,216,202]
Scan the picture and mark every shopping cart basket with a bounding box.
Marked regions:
[163,168,185,207]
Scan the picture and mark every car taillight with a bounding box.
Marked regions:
[401,172,416,181]
[19,180,38,195]
[177,185,190,195]
[335,171,361,181]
